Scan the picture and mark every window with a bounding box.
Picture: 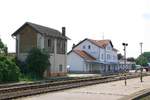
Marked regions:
[37,37,41,48]
[83,45,86,49]
[108,65,111,71]
[48,39,51,47]
[107,54,108,60]
[101,54,104,60]
[107,46,111,50]
[113,55,115,60]
[59,64,63,72]
[88,45,91,49]
[107,54,110,60]
[47,38,54,53]
[57,39,66,54]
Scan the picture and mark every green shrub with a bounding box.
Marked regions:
[26,48,50,78]
[0,56,20,82]
[19,73,43,82]
[14,58,29,74]
[136,55,148,67]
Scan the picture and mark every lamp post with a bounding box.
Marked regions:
[140,42,143,82]
[122,43,128,86]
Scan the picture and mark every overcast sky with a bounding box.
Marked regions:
[0,0,149,58]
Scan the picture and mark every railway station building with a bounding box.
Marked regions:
[67,38,129,75]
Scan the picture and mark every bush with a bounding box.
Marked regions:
[0,56,20,82]
[136,55,148,67]
[26,48,50,78]
[14,58,29,74]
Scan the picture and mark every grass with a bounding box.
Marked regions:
[19,74,76,83]
[19,74,43,82]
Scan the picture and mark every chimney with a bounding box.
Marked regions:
[62,27,66,36]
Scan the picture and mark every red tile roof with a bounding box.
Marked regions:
[73,50,96,61]
[88,39,112,48]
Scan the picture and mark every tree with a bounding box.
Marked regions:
[0,56,20,82]
[117,53,123,60]
[0,39,4,53]
[142,52,150,62]
[0,38,8,55]
[26,48,50,78]
[136,55,148,67]
[127,57,135,62]
[3,46,8,56]
[0,38,20,82]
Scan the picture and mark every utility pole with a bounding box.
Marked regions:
[140,42,143,82]
[122,43,128,86]
[140,42,143,55]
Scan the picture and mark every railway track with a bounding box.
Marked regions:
[0,77,82,89]
[0,73,149,100]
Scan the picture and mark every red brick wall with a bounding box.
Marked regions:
[19,25,37,53]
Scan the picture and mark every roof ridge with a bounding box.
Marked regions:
[88,38,110,41]
[12,22,70,40]
[87,38,112,48]
[26,22,61,33]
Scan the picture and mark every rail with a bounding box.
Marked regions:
[0,73,149,100]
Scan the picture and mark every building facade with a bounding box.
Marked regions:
[12,22,69,77]
[67,38,119,74]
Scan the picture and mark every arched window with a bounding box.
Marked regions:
[83,45,86,49]
[88,45,91,49]
[101,54,104,60]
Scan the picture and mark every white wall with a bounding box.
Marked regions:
[50,53,67,73]
[48,38,67,73]
[105,43,113,62]
[112,50,118,62]
[67,39,119,73]
[74,40,100,59]
[67,52,85,72]
[37,33,44,49]
[74,40,118,63]
[99,48,105,62]
[104,43,118,63]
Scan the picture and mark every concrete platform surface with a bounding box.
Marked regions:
[67,74,101,77]
[19,76,150,100]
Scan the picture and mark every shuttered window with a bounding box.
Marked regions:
[47,38,54,53]
[57,39,66,54]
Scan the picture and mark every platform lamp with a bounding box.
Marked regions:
[122,43,128,86]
